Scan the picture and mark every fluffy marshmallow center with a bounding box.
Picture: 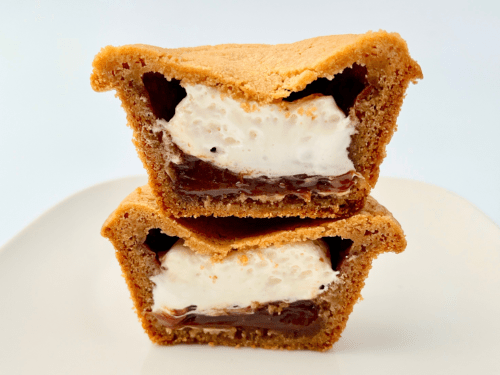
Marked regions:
[156,84,356,177]
[150,239,338,314]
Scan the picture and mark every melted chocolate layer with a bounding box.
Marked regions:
[283,64,368,116]
[154,300,322,338]
[170,151,357,201]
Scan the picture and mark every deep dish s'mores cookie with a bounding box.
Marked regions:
[91,31,422,219]
[101,185,406,351]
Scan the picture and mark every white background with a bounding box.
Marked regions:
[1,0,499,246]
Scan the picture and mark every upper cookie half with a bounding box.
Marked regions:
[91,31,421,219]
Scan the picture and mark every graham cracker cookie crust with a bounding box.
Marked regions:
[101,185,406,351]
[91,31,422,219]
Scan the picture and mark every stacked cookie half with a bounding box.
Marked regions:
[92,31,421,351]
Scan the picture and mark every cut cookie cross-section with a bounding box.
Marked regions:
[101,185,406,351]
[91,31,422,218]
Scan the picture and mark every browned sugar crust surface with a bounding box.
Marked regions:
[101,186,406,351]
[91,31,422,219]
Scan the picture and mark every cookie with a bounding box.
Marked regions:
[91,31,422,219]
[101,185,406,351]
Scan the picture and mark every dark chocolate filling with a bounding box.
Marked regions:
[170,150,357,201]
[154,300,321,338]
[283,63,368,117]
[146,231,353,336]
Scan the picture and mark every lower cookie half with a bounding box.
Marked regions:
[102,187,406,351]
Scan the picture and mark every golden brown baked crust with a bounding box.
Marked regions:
[101,185,406,351]
[91,31,422,219]
[91,32,420,102]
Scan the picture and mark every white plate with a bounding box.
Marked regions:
[1,177,499,374]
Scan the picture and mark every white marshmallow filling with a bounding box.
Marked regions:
[153,84,357,179]
[149,238,341,317]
